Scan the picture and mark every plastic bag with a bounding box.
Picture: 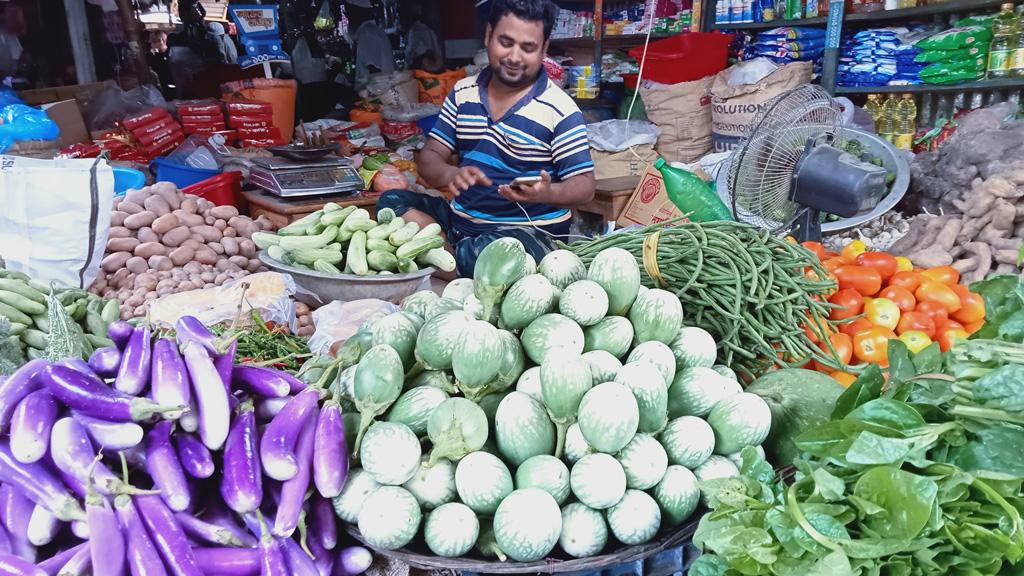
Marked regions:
[0,104,60,152]
[0,86,23,107]
[725,57,779,86]
[916,26,992,51]
[587,119,661,152]
[147,272,298,332]
[79,82,170,132]
[919,57,987,84]
[308,299,399,356]
[914,45,987,63]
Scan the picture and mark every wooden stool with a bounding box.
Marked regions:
[575,175,641,227]
[241,189,378,229]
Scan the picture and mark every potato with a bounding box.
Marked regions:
[228,255,249,269]
[110,268,131,286]
[168,246,195,267]
[247,258,263,272]
[151,213,181,235]
[208,242,225,255]
[124,257,148,275]
[148,256,173,272]
[101,252,131,273]
[171,268,188,281]
[193,225,222,243]
[221,237,239,257]
[125,294,143,308]
[178,239,200,251]
[205,204,236,220]
[213,219,228,232]
[155,185,181,210]
[108,237,141,253]
[237,239,256,258]
[157,270,172,280]
[228,216,258,238]
[222,227,236,238]
[134,305,147,317]
[295,302,310,315]
[108,226,132,239]
[194,246,219,266]
[200,271,216,283]
[214,272,229,285]
[135,242,167,259]
[161,226,191,248]
[119,201,145,215]
[124,189,150,205]
[173,210,204,228]
[124,211,157,230]
[177,281,196,292]
[137,228,160,245]
[197,199,215,213]
[143,195,171,217]
[111,211,129,227]
[183,261,203,274]
[190,234,206,245]
[180,198,199,214]
[135,273,158,291]
[215,259,232,272]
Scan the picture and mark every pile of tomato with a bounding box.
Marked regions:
[802,240,986,385]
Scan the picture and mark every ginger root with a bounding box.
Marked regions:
[908,217,962,269]
[954,242,993,284]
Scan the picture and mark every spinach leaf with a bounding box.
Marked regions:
[812,468,845,502]
[807,550,855,576]
[795,421,851,458]
[912,342,944,374]
[946,422,1024,479]
[687,554,729,576]
[845,431,916,465]
[970,275,1024,341]
[852,467,939,540]
[969,364,1024,412]
[845,398,926,435]
[832,364,885,420]
[886,340,916,386]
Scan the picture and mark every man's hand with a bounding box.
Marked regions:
[448,166,492,198]
[499,170,553,205]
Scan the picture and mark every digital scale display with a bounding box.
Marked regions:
[249,156,365,198]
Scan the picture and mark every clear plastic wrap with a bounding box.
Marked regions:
[307,299,399,356]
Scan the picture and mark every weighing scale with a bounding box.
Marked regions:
[248,156,365,198]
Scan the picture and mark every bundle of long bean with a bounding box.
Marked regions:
[566,220,839,378]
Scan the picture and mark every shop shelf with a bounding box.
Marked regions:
[835,77,1024,94]
[710,0,1009,30]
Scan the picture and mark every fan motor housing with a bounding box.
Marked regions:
[791,146,888,218]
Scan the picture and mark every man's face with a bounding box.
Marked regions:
[485,14,547,89]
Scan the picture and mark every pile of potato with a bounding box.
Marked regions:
[90,183,275,319]
[294,301,315,338]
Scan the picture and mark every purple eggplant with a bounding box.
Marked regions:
[88,346,123,379]
[145,421,191,512]
[260,388,320,482]
[1,484,35,561]
[306,527,334,576]
[336,547,372,576]
[198,503,258,549]
[174,316,219,354]
[151,340,191,410]
[70,520,88,539]
[0,441,84,522]
[274,412,317,538]
[57,543,90,575]
[86,482,125,576]
[56,468,87,500]
[213,340,236,393]
[174,433,214,480]
[220,402,262,514]
[116,327,153,395]
[257,515,287,576]
[194,547,259,576]
[133,494,202,576]
[56,359,92,375]
[256,397,290,421]
[280,537,318,576]
[0,552,44,576]
[71,412,144,451]
[107,321,135,350]
[114,494,167,576]
[25,505,58,547]
[10,390,57,464]
[179,399,199,433]
[231,366,293,398]
[174,512,248,548]
[0,522,9,555]
[50,417,122,495]
[0,360,47,432]
[42,365,184,422]
[311,497,337,552]
[36,542,87,575]
[314,402,348,499]
[181,343,229,451]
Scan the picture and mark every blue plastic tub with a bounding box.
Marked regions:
[112,167,146,196]
[150,157,221,188]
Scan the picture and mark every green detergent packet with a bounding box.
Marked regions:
[916,26,993,51]
[919,57,988,84]
[915,45,988,63]
[955,14,996,28]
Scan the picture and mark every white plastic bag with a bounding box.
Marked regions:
[0,156,114,289]
[587,119,661,152]
[146,272,298,332]
[308,299,399,356]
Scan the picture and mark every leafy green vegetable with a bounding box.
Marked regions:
[969,275,1024,342]
[0,316,24,375]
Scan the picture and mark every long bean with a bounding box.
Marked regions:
[566,220,839,378]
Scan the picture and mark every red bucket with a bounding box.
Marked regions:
[629,32,734,84]
[181,170,243,208]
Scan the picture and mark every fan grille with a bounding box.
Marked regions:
[724,84,843,232]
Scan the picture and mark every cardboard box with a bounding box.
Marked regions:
[592,145,654,181]
[617,164,684,227]
[40,100,90,147]
[18,82,106,106]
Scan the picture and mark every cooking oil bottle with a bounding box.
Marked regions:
[988,3,1017,79]
[864,94,883,132]
[894,94,917,151]
[877,95,897,143]
[1012,5,1024,77]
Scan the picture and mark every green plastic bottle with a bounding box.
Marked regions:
[655,158,733,222]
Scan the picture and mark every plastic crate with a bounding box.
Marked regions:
[628,33,734,84]
[461,545,688,576]
[180,170,243,207]
[150,156,222,189]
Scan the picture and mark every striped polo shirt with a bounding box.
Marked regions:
[429,67,594,230]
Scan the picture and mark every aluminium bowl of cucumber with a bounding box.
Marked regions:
[258,251,436,305]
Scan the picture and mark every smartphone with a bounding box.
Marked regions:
[510,176,542,190]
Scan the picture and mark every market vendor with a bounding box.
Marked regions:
[377,0,596,277]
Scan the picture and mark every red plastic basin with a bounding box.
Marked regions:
[180,171,244,208]
[629,32,734,84]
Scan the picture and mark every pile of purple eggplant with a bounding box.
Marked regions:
[0,316,371,576]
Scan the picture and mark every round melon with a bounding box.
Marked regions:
[660,416,715,469]
[515,367,543,401]
[360,422,421,486]
[559,503,608,558]
[493,489,562,562]
[455,451,513,515]
[667,367,743,418]
[571,453,626,510]
[521,314,585,365]
[626,341,676,387]
[615,361,668,434]
[583,316,634,359]
[616,434,668,490]
[539,250,588,291]
[514,455,571,505]
[653,465,700,527]
[578,382,639,454]
[712,364,738,381]
[415,310,473,371]
[628,288,683,345]
[587,248,640,316]
[563,423,594,465]
[500,274,556,330]
[332,469,380,523]
[582,350,622,385]
[707,393,772,455]
[670,326,718,371]
[606,490,661,545]
[357,486,421,550]
[559,280,609,327]
[495,391,556,467]
[403,458,457,511]
[424,502,479,557]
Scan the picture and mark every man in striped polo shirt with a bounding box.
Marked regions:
[377,0,595,277]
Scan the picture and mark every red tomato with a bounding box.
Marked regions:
[841,240,868,262]
[937,327,969,352]
[864,297,901,330]
[889,271,923,293]
[855,252,899,281]
[915,300,950,327]
[803,314,833,344]
[829,289,865,321]
[950,286,986,324]
[899,331,933,354]
[834,265,883,297]
[878,286,916,313]
[896,311,937,339]
[823,257,848,273]
[840,318,876,338]
[854,327,896,365]
[830,371,858,388]
[965,320,985,334]
[819,332,854,366]
[916,281,962,313]
[801,241,827,261]
[823,251,841,259]
[937,319,964,332]
[920,266,960,286]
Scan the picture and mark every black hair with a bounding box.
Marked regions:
[488,0,558,40]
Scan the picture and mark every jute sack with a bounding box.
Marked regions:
[640,75,715,163]
[710,61,813,153]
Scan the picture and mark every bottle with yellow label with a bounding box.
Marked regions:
[893,94,916,151]
[988,3,1017,78]
[1012,5,1024,77]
